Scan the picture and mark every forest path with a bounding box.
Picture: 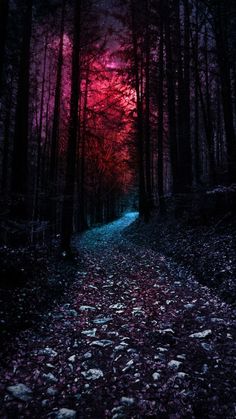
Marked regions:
[1,213,235,418]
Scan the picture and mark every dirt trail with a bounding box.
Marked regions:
[0,213,235,418]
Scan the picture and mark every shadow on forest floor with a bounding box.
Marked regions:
[124,211,236,305]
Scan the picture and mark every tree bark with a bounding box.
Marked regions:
[61,0,81,252]
[11,0,33,218]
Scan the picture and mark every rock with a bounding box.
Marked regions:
[120,397,135,406]
[177,354,186,360]
[109,303,124,310]
[82,351,92,359]
[190,330,212,338]
[82,368,104,380]
[7,384,32,402]
[68,355,76,363]
[55,408,77,418]
[132,307,145,316]
[162,328,175,334]
[38,347,58,357]
[152,372,161,381]
[79,306,96,311]
[46,363,55,369]
[184,303,195,309]
[211,318,224,324]
[114,343,129,351]
[168,360,182,370]
[42,373,58,383]
[93,317,112,324]
[202,364,208,373]
[112,406,125,414]
[112,413,125,419]
[90,339,113,347]
[157,347,168,352]
[175,372,187,379]
[67,309,78,317]
[122,360,134,372]
[201,343,212,351]
[81,329,97,337]
[46,387,58,396]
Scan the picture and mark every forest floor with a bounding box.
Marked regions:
[0,212,236,418]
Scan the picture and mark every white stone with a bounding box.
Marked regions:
[109,303,124,310]
[56,408,77,419]
[93,317,112,324]
[175,372,187,379]
[168,360,182,370]
[121,397,135,406]
[81,329,97,337]
[190,330,212,338]
[82,368,104,380]
[79,306,96,311]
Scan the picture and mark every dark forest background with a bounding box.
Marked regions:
[0,0,236,250]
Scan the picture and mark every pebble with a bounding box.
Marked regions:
[38,347,58,357]
[82,329,97,337]
[42,372,58,383]
[55,408,77,418]
[175,372,187,379]
[90,339,113,347]
[168,360,182,370]
[121,396,135,406]
[82,368,104,380]
[109,303,124,310]
[7,384,33,402]
[201,343,212,351]
[152,372,161,381]
[190,330,212,338]
[79,306,96,311]
[82,351,92,359]
[93,317,112,324]
[46,387,58,396]
[67,309,78,317]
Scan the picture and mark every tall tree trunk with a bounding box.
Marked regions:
[204,26,215,183]
[1,75,13,194]
[11,0,33,218]
[33,33,48,221]
[0,0,9,97]
[144,0,153,220]
[215,2,236,182]
[157,0,164,199]
[50,0,66,232]
[193,0,200,185]
[131,0,146,217]
[182,0,192,188]
[61,0,81,253]
[50,0,66,183]
[164,0,178,194]
[78,64,89,232]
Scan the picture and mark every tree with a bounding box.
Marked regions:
[61,0,81,252]
[11,0,33,218]
[0,0,9,97]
